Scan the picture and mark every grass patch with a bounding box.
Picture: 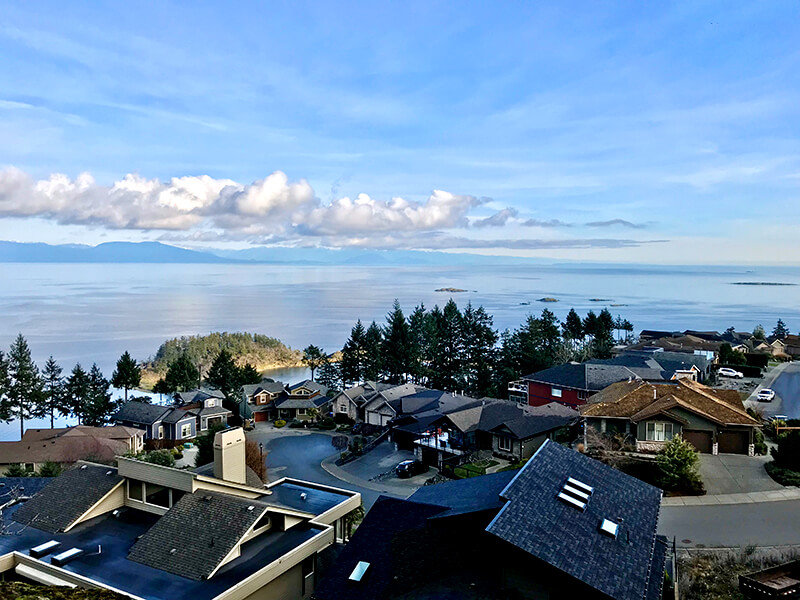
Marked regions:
[454,459,500,478]
[765,461,800,486]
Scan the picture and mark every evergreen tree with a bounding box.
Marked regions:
[84,364,115,426]
[562,308,583,342]
[301,345,326,381]
[382,300,412,384]
[591,309,616,358]
[316,360,342,393]
[161,351,200,393]
[6,334,45,439]
[206,349,241,399]
[362,322,384,382]
[0,352,11,422]
[752,324,767,341]
[42,356,64,428]
[407,304,430,383]
[461,302,498,397]
[582,310,599,338]
[111,351,141,402]
[65,364,90,423]
[340,320,367,385]
[429,300,464,391]
[512,309,563,377]
[238,363,262,385]
[773,319,789,339]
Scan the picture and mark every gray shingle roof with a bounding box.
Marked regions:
[13,464,123,533]
[486,440,663,600]
[409,470,517,518]
[242,380,285,397]
[113,401,171,425]
[128,491,270,580]
[524,362,666,391]
[162,408,196,424]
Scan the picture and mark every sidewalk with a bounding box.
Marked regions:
[662,487,800,506]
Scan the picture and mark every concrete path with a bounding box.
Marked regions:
[662,487,800,506]
[698,454,782,495]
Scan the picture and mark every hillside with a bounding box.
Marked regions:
[0,241,234,263]
[141,332,303,388]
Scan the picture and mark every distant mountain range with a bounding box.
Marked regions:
[0,241,536,266]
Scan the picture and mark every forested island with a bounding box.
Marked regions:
[140,332,302,388]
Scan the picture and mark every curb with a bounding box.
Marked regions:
[662,488,800,506]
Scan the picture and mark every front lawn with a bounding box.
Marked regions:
[454,459,499,478]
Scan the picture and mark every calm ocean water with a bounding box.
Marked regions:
[1,261,799,440]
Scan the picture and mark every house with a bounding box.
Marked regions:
[314,440,668,600]
[782,334,800,358]
[581,378,760,455]
[269,380,331,421]
[240,380,287,422]
[113,401,199,442]
[361,383,426,427]
[397,399,578,467]
[330,381,394,422]
[0,426,145,473]
[0,427,361,600]
[624,334,722,360]
[174,386,226,406]
[176,393,233,433]
[599,349,711,381]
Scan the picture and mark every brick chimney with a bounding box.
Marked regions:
[213,427,246,485]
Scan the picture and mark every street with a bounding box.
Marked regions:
[762,362,800,419]
[660,499,800,547]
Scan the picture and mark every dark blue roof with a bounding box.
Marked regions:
[486,440,663,600]
[267,481,351,516]
[409,470,517,518]
[0,477,52,498]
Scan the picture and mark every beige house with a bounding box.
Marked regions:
[0,425,144,474]
[0,427,361,600]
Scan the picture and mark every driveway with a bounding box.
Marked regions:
[338,441,430,490]
[698,454,782,495]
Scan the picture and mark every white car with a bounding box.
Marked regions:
[718,367,744,378]
[757,388,776,402]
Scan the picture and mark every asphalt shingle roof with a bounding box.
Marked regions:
[523,362,663,391]
[128,491,270,580]
[13,464,123,533]
[409,470,517,518]
[486,440,663,600]
[113,401,171,425]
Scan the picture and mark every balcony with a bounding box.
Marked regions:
[414,431,464,456]
[508,381,528,394]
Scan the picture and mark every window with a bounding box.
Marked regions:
[145,482,170,508]
[128,480,144,502]
[339,404,348,413]
[551,387,562,398]
[298,409,307,416]
[180,423,192,438]
[498,436,512,452]
[157,425,164,439]
[646,422,674,442]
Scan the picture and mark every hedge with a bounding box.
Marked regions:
[745,353,769,369]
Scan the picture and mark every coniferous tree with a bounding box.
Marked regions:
[84,364,115,426]
[111,351,141,402]
[158,351,200,393]
[562,308,584,343]
[429,300,464,391]
[206,349,242,406]
[238,363,262,385]
[752,324,767,341]
[382,300,412,384]
[407,304,430,383]
[65,363,91,424]
[461,302,498,397]
[592,309,616,358]
[42,356,64,428]
[340,320,367,385]
[773,319,789,339]
[301,345,326,381]
[362,322,384,382]
[316,359,342,393]
[0,351,10,422]
[6,335,45,439]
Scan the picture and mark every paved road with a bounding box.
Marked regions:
[763,362,800,419]
[247,429,402,510]
[660,499,800,547]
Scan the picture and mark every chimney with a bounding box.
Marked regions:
[213,427,247,485]
[653,387,657,400]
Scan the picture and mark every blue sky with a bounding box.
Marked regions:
[0,2,798,263]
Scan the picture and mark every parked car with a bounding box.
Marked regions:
[395,459,427,479]
[757,388,776,402]
[718,367,744,378]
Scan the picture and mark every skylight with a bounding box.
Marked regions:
[600,519,619,538]
[349,561,370,582]
[558,476,594,511]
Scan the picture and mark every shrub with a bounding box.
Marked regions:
[4,464,29,477]
[771,430,800,470]
[274,419,287,428]
[753,429,767,456]
[656,436,704,494]
[36,461,63,477]
[766,462,800,486]
[334,413,354,425]
[173,452,184,460]
[317,417,336,430]
[143,449,175,467]
[337,424,352,433]
[288,419,305,428]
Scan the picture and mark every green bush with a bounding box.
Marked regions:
[771,430,800,470]
[317,417,336,430]
[173,452,184,460]
[37,461,63,477]
[657,436,704,494]
[288,419,305,428]
[143,449,175,467]
[765,462,800,486]
[4,464,30,477]
[753,429,768,456]
[274,419,287,428]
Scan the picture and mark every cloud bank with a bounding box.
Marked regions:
[0,167,659,251]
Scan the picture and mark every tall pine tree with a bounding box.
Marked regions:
[382,300,412,384]
[42,356,64,429]
[429,300,464,392]
[111,351,141,402]
[65,364,91,424]
[362,322,384,382]
[461,302,498,397]
[6,335,45,439]
[84,364,115,426]
[340,320,366,385]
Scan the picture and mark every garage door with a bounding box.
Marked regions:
[718,431,748,454]
[682,429,713,453]
[254,411,268,422]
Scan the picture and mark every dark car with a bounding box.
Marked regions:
[395,459,428,479]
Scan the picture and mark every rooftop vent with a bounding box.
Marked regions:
[80,465,87,470]
[558,477,594,511]
[349,561,370,582]
[169,548,177,555]
[247,505,255,511]
[600,519,619,538]
[51,548,84,566]
[106,470,113,476]
[300,493,307,501]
